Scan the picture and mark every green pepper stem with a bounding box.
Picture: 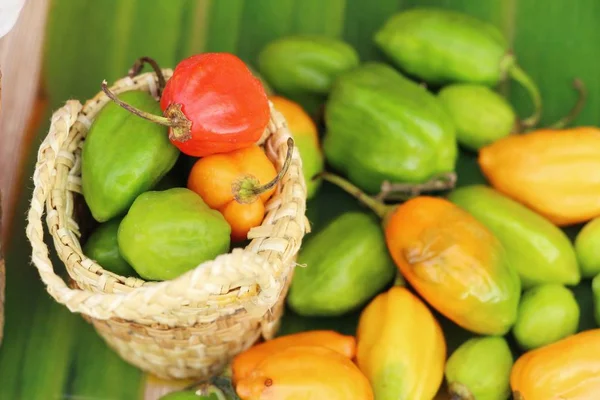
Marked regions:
[549,78,587,129]
[232,137,295,204]
[127,56,167,95]
[318,172,393,220]
[502,54,542,129]
[101,81,192,142]
[448,382,475,400]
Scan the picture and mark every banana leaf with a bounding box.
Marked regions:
[1,0,599,399]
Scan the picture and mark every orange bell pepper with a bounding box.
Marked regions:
[479,127,600,226]
[235,345,374,400]
[187,141,292,242]
[231,330,356,384]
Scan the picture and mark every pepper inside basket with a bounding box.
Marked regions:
[25,65,309,380]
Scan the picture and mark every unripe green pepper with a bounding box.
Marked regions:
[323,62,457,194]
[295,134,324,199]
[375,8,541,127]
[82,90,180,222]
[287,212,396,316]
[448,185,580,288]
[593,273,600,327]
[118,188,231,281]
[438,84,515,151]
[512,284,580,350]
[83,218,136,277]
[257,35,359,96]
[445,336,513,400]
[575,217,600,278]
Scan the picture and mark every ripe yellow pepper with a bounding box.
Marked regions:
[356,286,446,400]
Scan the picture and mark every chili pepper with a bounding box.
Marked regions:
[231,330,356,385]
[187,140,294,242]
[102,53,270,157]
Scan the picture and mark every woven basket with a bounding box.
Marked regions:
[25,68,309,380]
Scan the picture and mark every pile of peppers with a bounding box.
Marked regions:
[77,6,600,400]
[82,53,294,282]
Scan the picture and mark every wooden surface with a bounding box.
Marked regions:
[0,0,49,247]
[0,1,599,399]
[0,53,3,347]
[0,192,4,345]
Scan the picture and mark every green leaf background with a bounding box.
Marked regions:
[1,0,599,398]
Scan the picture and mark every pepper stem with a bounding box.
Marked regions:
[232,137,295,204]
[448,382,476,400]
[549,78,587,129]
[127,56,167,96]
[375,172,457,202]
[502,53,542,129]
[318,172,392,220]
[101,81,192,141]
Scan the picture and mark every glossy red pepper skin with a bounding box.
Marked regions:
[160,53,270,157]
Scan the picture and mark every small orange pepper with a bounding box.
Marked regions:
[231,330,356,384]
[269,96,324,199]
[187,140,293,242]
[235,345,374,400]
[269,96,319,147]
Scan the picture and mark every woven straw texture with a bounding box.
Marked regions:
[26,69,309,379]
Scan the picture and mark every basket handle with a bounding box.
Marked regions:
[26,100,285,324]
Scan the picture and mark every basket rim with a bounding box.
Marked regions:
[26,68,309,326]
